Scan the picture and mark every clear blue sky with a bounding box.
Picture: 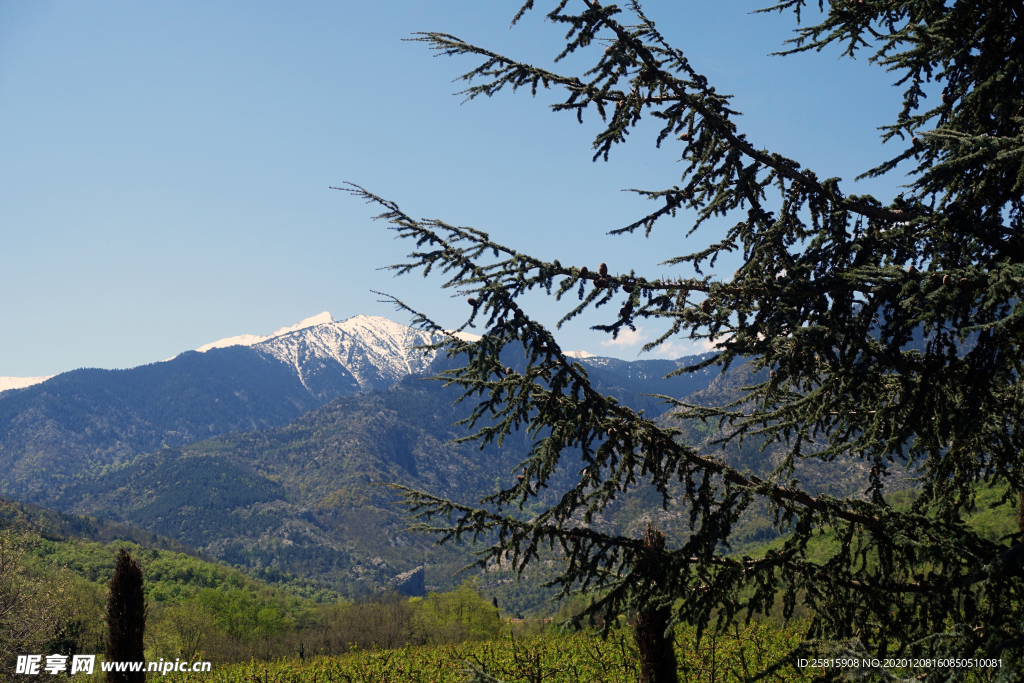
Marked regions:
[1,1,920,377]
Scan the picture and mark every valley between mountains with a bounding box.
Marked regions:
[0,313,842,610]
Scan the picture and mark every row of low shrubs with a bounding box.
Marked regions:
[152,621,819,683]
[145,581,505,663]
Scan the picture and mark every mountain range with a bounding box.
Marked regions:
[0,314,447,497]
[0,312,728,601]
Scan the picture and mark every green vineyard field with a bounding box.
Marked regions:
[158,622,814,683]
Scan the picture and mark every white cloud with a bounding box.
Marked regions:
[646,333,731,358]
[591,326,730,359]
[645,338,709,358]
[601,326,648,349]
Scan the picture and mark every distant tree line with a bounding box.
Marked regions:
[0,530,509,669]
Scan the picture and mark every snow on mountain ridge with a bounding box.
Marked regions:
[448,330,482,343]
[0,376,54,394]
[196,312,334,352]
[254,315,441,391]
[192,312,589,394]
[193,313,452,393]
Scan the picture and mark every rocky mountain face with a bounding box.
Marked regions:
[195,313,445,396]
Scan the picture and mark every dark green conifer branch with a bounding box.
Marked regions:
[345,1,1024,678]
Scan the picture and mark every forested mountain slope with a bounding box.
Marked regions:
[0,312,715,505]
[44,350,725,598]
[52,375,529,595]
[0,315,444,501]
[9,348,925,605]
[0,309,752,599]
[0,346,323,501]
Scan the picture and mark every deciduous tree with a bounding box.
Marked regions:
[0,532,71,674]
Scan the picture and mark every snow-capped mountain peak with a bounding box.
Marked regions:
[256,314,441,392]
[197,311,335,352]
[193,313,448,396]
[270,311,334,337]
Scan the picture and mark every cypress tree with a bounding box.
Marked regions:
[105,549,146,683]
[345,1,1024,680]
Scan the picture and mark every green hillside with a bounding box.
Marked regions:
[0,504,515,668]
[0,500,826,681]
[2,472,1013,677]
[746,483,1019,563]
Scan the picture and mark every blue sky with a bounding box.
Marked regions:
[1,1,921,377]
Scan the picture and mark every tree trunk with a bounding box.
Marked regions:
[634,600,678,683]
[632,524,678,683]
